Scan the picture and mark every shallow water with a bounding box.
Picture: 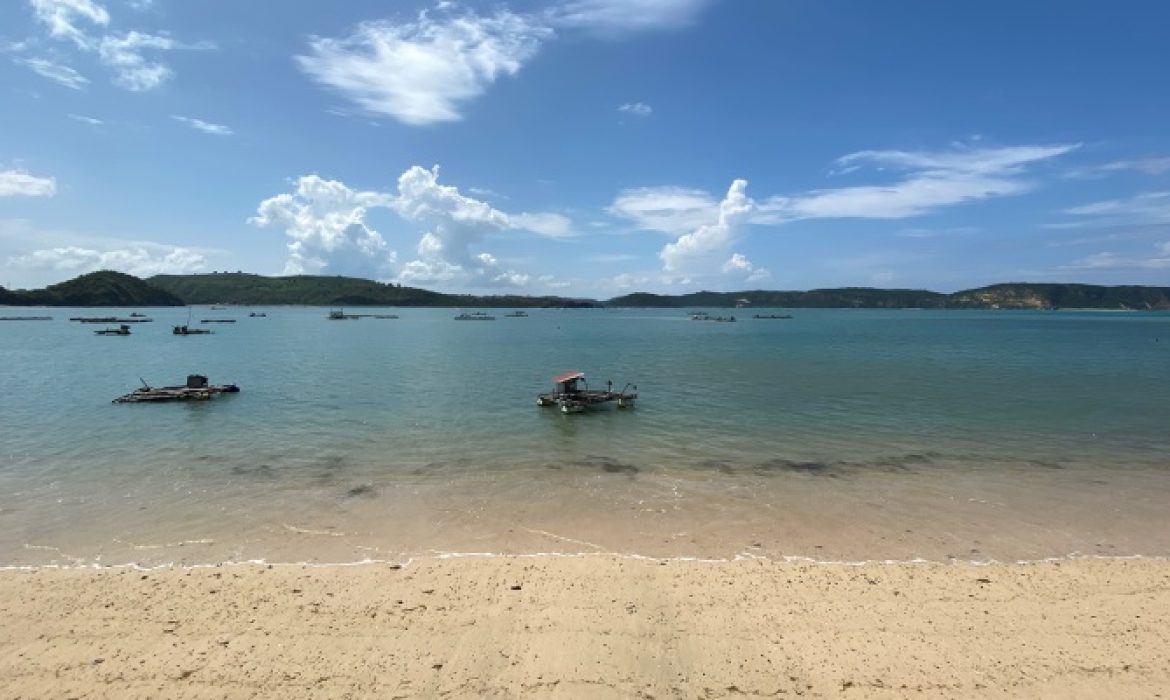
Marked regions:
[1,307,1168,566]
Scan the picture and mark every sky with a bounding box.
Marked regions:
[2,0,1169,296]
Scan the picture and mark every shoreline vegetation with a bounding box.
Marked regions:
[2,556,1167,697]
[1,270,1169,310]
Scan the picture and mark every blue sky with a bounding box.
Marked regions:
[2,0,1169,296]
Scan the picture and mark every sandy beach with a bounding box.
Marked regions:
[2,556,1168,698]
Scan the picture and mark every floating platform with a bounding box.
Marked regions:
[201,319,237,323]
[753,314,793,319]
[536,371,637,414]
[70,317,153,323]
[114,374,239,404]
[95,325,131,336]
[173,325,213,335]
[455,312,495,320]
[0,316,52,321]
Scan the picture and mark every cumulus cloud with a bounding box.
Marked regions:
[9,243,205,276]
[0,168,57,197]
[172,115,232,136]
[250,175,396,277]
[722,252,769,282]
[251,165,566,285]
[298,9,551,126]
[14,57,89,88]
[618,102,652,116]
[19,0,213,90]
[660,179,754,273]
[609,142,1078,279]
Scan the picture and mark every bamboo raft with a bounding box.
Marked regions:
[536,371,637,414]
[114,375,239,404]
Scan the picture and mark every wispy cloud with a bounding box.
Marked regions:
[0,168,57,197]
[14,57,89,89]
[1062,191,1170,224]
[20,0,214,91]
[67,112,103,125]
[9,243,206,276]
[28,0,109,49]
[549,0,713,34]
[299,1,708,126]
[172,115,233,136]
[618,102,652,117]
[1064,242,1170,271]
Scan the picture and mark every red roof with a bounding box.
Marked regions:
[553,370,585,383]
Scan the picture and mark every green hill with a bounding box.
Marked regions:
[607,284,1170,310]
[1,271,184,306]
[146,272,595,308]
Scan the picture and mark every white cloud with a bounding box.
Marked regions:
[171,115,232,136]
[67,112,103,125]
[510,212,574,238]
[1065,242,1170,271]
[608,186,717,235]
[9,243,206,276]
[0,168,57,197]
[298,9,551,126]
[28,0,109,49]
[550,0,712,34]
[774,143,1079,220]
[1062,192,1170,223]
[1100,157,1170,176]
[660,179,753,272]
[252,165,567,287]
[15,57,89,88]
[722,252,769,282]
[250,174,396,277]
[618,102,652,117]
[21,1,214,91]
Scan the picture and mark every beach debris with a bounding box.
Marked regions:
[113,374,239,403]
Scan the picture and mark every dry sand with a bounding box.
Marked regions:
[2,556,1168,698]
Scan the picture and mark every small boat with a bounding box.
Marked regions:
[113,374,239,404]
[173,325,213,335]
[249,312,267,318]
[536,371,638,414]
[455,311,495,320]
[753,314,793,320]
[129,312,146,318]
[211,305,227,310]
[504,311,529,318]
[95,324,131,336]
[328,309,357,320]
[200,319,237,324]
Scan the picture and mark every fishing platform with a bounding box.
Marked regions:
[113,374,239,403]
[537,371,637,414]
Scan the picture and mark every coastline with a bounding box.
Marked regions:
[3,555,1168,698]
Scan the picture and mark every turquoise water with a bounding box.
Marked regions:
[2,307,1169,566]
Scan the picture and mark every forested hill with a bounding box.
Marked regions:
[608,284,1170,310]
[0,271,185,307]
[4,272,1169,310]
[145,273,595,307]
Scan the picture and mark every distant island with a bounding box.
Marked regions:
[2,270,1169,310]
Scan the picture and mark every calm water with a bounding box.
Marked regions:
[1,307,1168,567]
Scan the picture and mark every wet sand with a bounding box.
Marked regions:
[2,555,1168,698]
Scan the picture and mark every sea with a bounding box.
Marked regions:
[1,306,1168,568]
